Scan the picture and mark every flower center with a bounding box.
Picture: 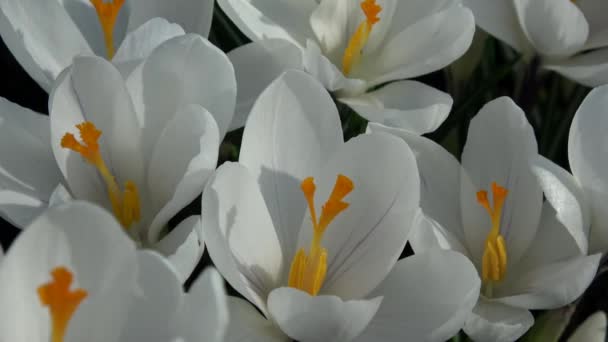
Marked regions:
[341,0,382,76]
[288,174,354,296]
[38,267,88,342]
[477,182,509,290]
[90,0,125,59]
[61,121,141,229]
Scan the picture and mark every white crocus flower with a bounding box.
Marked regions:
[568,312,607,342]
[0,34,236,281]
[0,201,229,342]
[370,97,601,342]
[220,0,475,132]
[464,0,608,87]
[0,0,215,91]
[202,70,481,342]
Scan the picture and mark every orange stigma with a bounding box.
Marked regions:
[38,267,88,342]
[288,175,354,296]
[477,182,509,286]
[61,121,140,229]
[342,0,382,75]
[90,0,125,59]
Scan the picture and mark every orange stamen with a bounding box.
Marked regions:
[90,0,125,59]
[342,0,383,75]
[38,267,88,342]
[478,182,509,284]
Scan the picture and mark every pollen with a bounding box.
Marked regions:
[342,0,382,75]
[61,121,141,229]
[477,182,509,285]
[38,267,88,342]
[90,0,125,59]
[288,175,354,296]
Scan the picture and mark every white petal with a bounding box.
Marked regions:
[178,267,229,342]
[48,184,72,207]
[339,81,453,134]
[462,0,531,52]
[268,287,382,342]
[0,201,138,342]
[224,297,289,342]
[461,97,542,266]
[227,39,304,130]
[119,250,183,341]
[217,0,317,46]
[355,250,480,342]
[126,34,236,148]
[154,216,204,284]
[302,133,419,300]
[49,56,144,205]
[201,162,283,314]
[495,253,600,310]
[309,0,360,63]
[464,299,534,342]
[578,1,608,49]
[367,124,468,254]
[303,40,366,94]
[361,4,475,86]
[0,98,62,228]
[569,312,607,342]
[128,0,214,37]
[146,105,219,242]
[113,17,186,75]
[568,85,608,252]
[531,155,588,254]
[0,0,92,90]
[239,70,342,268]
[513,0,588,57]
[545,48,608,87]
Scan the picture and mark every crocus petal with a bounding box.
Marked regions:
[0,98,62,228]
[268,287,382,342]
[128,0,214,37]
[49,57,144,208]
[239,70,342,267]
[147,105,219,243]
[224,297,289,342]
[0,201,138,342]
[177,268,229,342]
[113,17,186,76]
[48,183,72,207]
[309,0,360,63]
[362,4,475,86]
[202,162,283,314]
[366,124,468,254]
[126,34,236,153]
[531,155,588,254]
[495,253,600,310]
[0,0,92,91]
[302,133,419,300]
[339,81,453,134]
[303,40,366,94]
[218,0,317,46]
[461,97,542,266]
[464,299,534,342]
[462,0,530,53]
[513,0,588,57]
[154,216,204,283]
[545,48,608,87]
[354,250,480,342]
[578,2,608,49]
[511,203,585,276]
[119,250,183,341]
[227,39,304,130]
[568,85,608,252]
[569,312,607,342]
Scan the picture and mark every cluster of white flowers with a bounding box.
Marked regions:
[0,0,607,341]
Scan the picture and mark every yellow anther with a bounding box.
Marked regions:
[38,267,88,342]
[342,0,382,75]
[61,121,141,230]
[288,175,354,296]
[477,182,509,284]
[90,0,125,59]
